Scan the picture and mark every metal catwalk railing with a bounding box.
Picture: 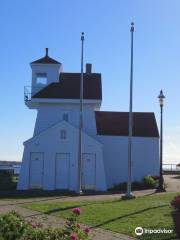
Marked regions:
[163,163,180,172]
[24,86,44,101]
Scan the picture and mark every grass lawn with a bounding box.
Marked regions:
[24,193,179,240]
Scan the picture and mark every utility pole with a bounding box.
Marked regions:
[78,32,84,194]
[126,22,135,198]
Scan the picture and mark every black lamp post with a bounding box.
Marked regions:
[158,90,166,192]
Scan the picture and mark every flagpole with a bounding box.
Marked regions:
[126,22,134,198]
[78,32,84,194]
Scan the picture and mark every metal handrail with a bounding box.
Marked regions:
[24,86,44,101]
[24,86,31,101]
[163,163,180,171]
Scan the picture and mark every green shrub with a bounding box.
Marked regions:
[109,181,143,191]
[21,228,64,240]
[110,182,127,191]
[0,211,27,240]
[0,209,91,240]
[143,175,157,188]
[0,172,17,190]
[109,175,158,191]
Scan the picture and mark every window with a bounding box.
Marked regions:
[62,113,69,122]
[36,73,47,85]
[60,130,67,140]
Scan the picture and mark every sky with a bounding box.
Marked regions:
[0,0,179,164]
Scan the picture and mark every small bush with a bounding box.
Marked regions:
[110,182,127,191]
[0,172,17,190]
[143,175,157,188]
[109,175,158,191]
[132,181,143,189]
[0,211,27,240]
[21,228,64,240]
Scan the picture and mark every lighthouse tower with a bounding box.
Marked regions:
[18,48,159,192]
[30,48,63,96]
[18,49,106,191]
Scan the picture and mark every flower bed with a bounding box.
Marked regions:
[0,208,91,240]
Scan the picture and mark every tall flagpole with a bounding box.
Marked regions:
[126,22,134,198]
[78,32,84,194]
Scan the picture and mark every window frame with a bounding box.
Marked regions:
[62,111,70,122]
[36,73,47,85]
[60,129,67,140]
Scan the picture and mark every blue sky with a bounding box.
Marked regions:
[0,0,179,164]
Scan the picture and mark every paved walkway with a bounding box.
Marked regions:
[164,174,180,192]
[0,189,155,206]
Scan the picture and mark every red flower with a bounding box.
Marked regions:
[77,223,81,228]
[70,233,78,240]
[31,223,37,228]
[84,227,90,234]
[73,208,81,215]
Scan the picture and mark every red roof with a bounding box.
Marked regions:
[33,73,102,100]
[31,55,61,64]
[95,111,159,137]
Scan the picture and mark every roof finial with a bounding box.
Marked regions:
[81,32,84,41]
[130,22,134,32]
[45,48,48,56]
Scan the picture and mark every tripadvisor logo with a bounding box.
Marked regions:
[135,227,173,236]
[135,227,143,236]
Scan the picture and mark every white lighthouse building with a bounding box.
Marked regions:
[18,49,159,191]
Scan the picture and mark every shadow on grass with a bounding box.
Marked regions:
[23,204,84,219]
[42,199,126,214]
[91,204,168,229]
[23,198,132,219]
[25,203,90,218]
[25,199,123,217]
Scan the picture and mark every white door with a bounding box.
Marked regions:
[30,152,44,189]
[82,154,96,190]
[55,153,70,189]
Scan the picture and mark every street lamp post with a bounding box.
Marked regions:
[158,90,166,192]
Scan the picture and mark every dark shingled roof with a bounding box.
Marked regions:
[95,111,159,137]
[33,73,102,100]
[31,55,61,64]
